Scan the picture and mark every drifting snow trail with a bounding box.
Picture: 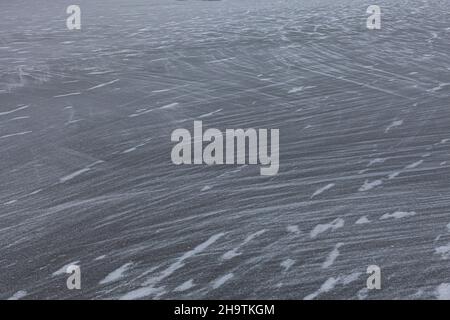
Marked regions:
[304,272,361,300]
[100,262,134,285]
[86,79,120,91]
[380,211,417,220]
[59,161,104,183]
[436,284,450,299]
[355,216,370,224]
[120,233,225,299]
[385,120,404,133]
[222,230,266,260]
[0,131,32,140]
[322,243,343,269]
[280,259,295,272]
[310,218,344,239]
[173,279,195,292]
[211,273,234,290]
[53,92,81,98]
[7,290,27,300]
[359,179,383,192]
[311,183,335,198]
[405,160,424,169]
[159,102,179,109]
[0,105,29,116]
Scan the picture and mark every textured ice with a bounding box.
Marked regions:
[1,0,450,300]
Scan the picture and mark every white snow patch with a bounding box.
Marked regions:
[288,86,304,93]
[436,283,450,300]
[87,70,113,75]
[152,88,171,93]
[173,279,195,292]
[359,179,383,191]
[0,105,29,116]
[304,272,362,300]
[5,116,30,122]
[405,160,423,169]
[286,225,300,235]
[388,172,400,180]
[368,158,386,167]
[355,216,370,224]
[435,244,450,259]
[311,183,335,199]
[0,131,32,140]
[146,233,225,284]
[160,102,179,109]
[341,272,361,285]
[122,147,137,154]
[385,120,403,133]
[54,92,81,98]
[28,189,42,196]
[99,262,133,285]
[380,211,416,220]
[8,290,27,300]
[322,243,343,269]
[428,83,450,93]
[199,109,222,118]
[212,273,233,289]
[222,249,240,260]
[59,167,91,183]
[120,286,165,300]
[86,79,119,91]
[304,277,339,300]
[357,288,369,300]
[280,259,295,272]
[310,218,344,238]
[288,86,315,93]
[222,230,266,260]
[129,109,153,117]
[59,161,103,183]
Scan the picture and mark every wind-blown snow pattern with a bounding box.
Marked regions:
[1,0,450,300]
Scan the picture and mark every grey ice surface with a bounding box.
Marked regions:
[1,0,450,300]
